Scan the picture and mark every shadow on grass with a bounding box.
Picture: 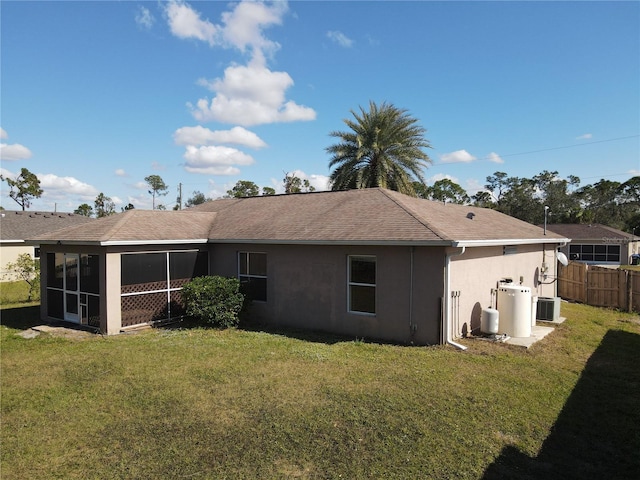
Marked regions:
[0,304,42,331]
[159,315,361,345]
[483,329,640,480]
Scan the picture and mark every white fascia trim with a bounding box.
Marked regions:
[453,237,571,248]
[101,239,209,246]
[0,240,25,243]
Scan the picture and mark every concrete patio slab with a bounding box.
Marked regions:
[505,325,556,349]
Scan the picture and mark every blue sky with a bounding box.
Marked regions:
[1,0,639,212]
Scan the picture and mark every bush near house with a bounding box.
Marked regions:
[181,275,244,328]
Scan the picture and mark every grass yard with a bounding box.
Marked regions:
[1,302,639,479]
[0,280,39,307]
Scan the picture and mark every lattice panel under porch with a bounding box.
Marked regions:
[121,292,168,327]
[121,281,167,295]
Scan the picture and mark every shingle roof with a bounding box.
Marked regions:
[30,189,567,246]
[190,188,566,245]
[543,223,636,241]
[1,211,94,242]
[31,210,217,244]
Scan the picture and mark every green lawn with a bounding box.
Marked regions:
[1,301,639,479]
[0,279,39,307]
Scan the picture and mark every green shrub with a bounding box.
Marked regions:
[181,276,244,328]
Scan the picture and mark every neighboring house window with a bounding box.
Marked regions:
[569,244,621,263]
[348,255,376,315]
[238,252,267,302]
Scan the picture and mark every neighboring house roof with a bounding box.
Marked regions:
[191,188,567,246]
[30,189,568,247]
[0,210,94,244]
[31,210,218,245]
[544,223,637,243]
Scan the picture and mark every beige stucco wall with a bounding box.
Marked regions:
[448,244,558,337]
[210,243,446,345]
[104,252,121,334]
[37,241,565,344]
[1,244,36,280]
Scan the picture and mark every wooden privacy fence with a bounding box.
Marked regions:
[558,262,639,312]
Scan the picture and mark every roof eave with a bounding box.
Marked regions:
[101,239,210,246]
[31,239,210,247]
[453,237,570,247]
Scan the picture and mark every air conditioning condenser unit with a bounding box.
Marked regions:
[537,297,560,321]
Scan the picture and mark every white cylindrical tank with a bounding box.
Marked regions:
[497,284,532,337]
[481,308,499,335]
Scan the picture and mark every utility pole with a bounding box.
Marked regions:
[178,183,182,210]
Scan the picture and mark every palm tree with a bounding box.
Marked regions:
[326,101,432,196]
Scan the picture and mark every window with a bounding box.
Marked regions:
[348,256,376,314]
[239,252,267,302]
[569,244,621,263]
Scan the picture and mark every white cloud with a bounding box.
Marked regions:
[164,0,287,56]
[38,173,99,199]
[173,125,267,149]
[165,0,220,46]
[286,169,331,192]
[0,128,7,139]
[327,30,353,48]
[221,0,287,56]
[151,162,166,171]
[487,152,504,164]
[427,173,459,184]
[439,149,476,164]
[0,142,32,161]
[576,133,592,140]
[183,145,255,175]
[190,59,316,126]
[133,181,148,191]
[167,1,314,127]
[135,6,155,30]
[115,169,127,177]
[464,178,485,194]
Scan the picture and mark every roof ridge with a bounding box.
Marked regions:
[377,188,449,241]
[102,210,137,242]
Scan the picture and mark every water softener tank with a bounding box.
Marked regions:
[480,308,499,335]
[497,284,532,337]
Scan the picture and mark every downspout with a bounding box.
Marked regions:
[444,246,467,350]
[409,246,414,334]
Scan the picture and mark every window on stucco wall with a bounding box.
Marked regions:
[348,255,376,315]
[238,252,267,302]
